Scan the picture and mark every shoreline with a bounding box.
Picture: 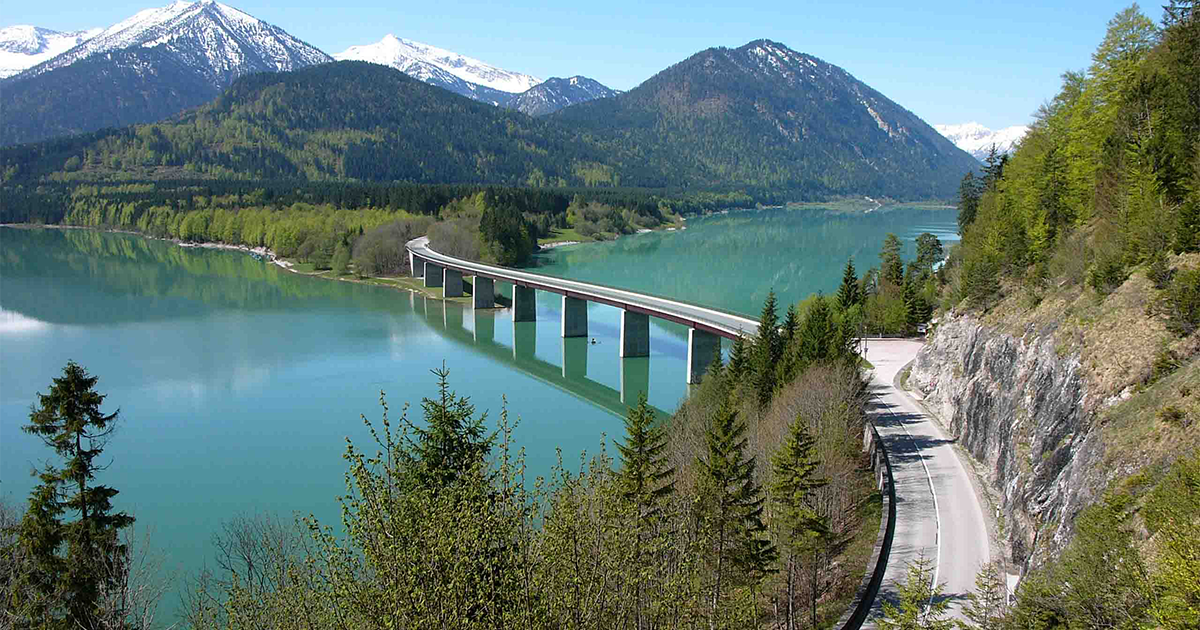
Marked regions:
[2,222,472,303]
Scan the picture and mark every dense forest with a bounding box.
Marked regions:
[923,3,1200,628]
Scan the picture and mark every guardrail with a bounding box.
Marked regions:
[834,422,897,630]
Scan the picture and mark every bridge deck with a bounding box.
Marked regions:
[407,237,759,339]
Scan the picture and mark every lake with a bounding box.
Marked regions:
[0,205,957,623]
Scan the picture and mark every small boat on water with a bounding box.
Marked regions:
[249,252,263,261]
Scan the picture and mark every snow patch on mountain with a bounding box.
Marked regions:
[10,0,330,86]
[935,122,1028,161]
[0,25,101,78]
[334,34,540,94]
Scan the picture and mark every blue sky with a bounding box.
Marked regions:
[8,0,1153,129]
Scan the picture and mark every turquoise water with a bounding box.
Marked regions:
[0,205,956,623]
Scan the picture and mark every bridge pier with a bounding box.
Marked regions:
[561,337,588,380]
[409,252,421,277]
[687,329,721,384]
[561,297,588,337]
[424,263,443,288]
[473,277,495,309]
[444,269,464,297]
[620,357,650,404]
[620,311,650,358]
[513,285,536,322]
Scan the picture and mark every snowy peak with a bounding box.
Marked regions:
[504,76,620,116]
[934,122,1028,161]
[334,34,540,94]
[0,25,101,78]
[11,0,330,85]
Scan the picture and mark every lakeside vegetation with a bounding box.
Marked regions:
[3,285,885,629]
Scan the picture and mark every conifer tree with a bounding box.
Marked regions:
[780,304,799,347]
[836,258,860,311]
[769,417,827,630]
[878,554,953,630]
[405,364,494,489]
[616,392,675,516]
[698,399,775,625]
[880,234,905,286]
[729,332,750,380]
[15,361,135,628]
[753,291,782,408]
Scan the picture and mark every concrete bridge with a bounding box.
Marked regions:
[406,236,759,383]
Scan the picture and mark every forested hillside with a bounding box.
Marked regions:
[554,40,980,199]
[2,41,979,201]
[924,4,1200,626]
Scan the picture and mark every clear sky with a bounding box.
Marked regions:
[7,0,1155,130]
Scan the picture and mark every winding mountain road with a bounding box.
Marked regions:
[861,338,990,624]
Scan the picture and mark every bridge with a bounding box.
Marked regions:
[406,236,760,383]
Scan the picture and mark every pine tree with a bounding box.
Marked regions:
[729,332,750,380]
[878,553,953,630]
[836,258,860,311]
[616,392,675,516]
[698,399,776,626]
[406,364,494,489]
[962,561,1009,630]
[958,171,982,235]
[753,291,782,408]
[769,417,827,630]
[780,304,799,347]
[15,361,135,628]
[880,234,905,286]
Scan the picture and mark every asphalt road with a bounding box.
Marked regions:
[408,236,761,338]
[862,338,990,625]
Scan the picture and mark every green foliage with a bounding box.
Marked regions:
[1162,268,1200,335]
[961,562,1008,630]
[6,362,135,629]
[877,554,953,630]
[616,392,676,513]
[753,291,783,408]
[880,233,905,286]
[479,201,538,265]
[769,417,828,629]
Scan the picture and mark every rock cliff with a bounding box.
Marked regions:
[907,314,1109,569]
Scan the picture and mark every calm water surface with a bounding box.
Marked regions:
[0,205,955,622]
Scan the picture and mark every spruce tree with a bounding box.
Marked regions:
[616,392,675,516]
[753,291,782,408]
[16,361,135,628]
[769,417,827,630]
[406,364,494,489]
[836,258,860,311]
[880,234,905,287]
[728,332,750,380]
[780,304,799,347]
[698,400,776,623]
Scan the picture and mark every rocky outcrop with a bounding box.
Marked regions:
[907,313,1108,569]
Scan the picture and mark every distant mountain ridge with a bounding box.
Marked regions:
[503,76,621,116]
[334,34,540,97]
[3,42,979,201]
[0,25,101,78]
[554,39,979,197]
[934,122,1027,161]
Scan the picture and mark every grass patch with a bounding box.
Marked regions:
[538,227,586,245]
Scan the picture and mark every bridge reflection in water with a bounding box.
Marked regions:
[411,292,664,420]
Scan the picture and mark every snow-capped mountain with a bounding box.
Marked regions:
[10,0,330,87]
[503,76,620,116]
[0,25,102,78]
[334,34,541,103]
[934,122,1028,161]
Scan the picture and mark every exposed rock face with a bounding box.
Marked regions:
[907,313,1107,569]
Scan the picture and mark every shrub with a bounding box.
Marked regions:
[1088,251,1129,296]
[1157,405,1189,427]
[1163,269,1200,336]
[352,217,434,276]
[1147,251,1174,290]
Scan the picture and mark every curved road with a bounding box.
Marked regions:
[407,237,760,339]
[862,338,989,624]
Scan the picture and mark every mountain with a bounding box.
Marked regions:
[0,0,330,147]
[0,25,102,78]
[334,34,538,104]
[11,0,330,85]
[3,42,979,200]
[503,76,620,116]
[554,39,980,198]
[0,62,625,185]
[934,122,1028,161]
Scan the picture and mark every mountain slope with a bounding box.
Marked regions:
[0,26,101,78]
[0,61,631,185]
[334,34,538,104]
[0,48,218,147]
[503,76,620,116]
[554,39,979,198]
[0,0,331,146]
[12,0,330,86]
[935,122,1028,161]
